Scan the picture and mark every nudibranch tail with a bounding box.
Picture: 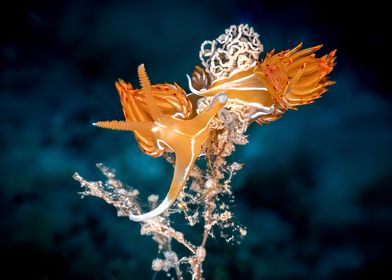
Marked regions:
[128,143,197,222]
[128,93,227,221]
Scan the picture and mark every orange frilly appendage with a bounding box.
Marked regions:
[255,43,336,124]
[114,79,193,157]
[259,44,334,98]
[194,43,336,125]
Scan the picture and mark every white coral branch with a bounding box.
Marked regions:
[200,24,264,81]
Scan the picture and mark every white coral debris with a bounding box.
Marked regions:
[199,24,264,81]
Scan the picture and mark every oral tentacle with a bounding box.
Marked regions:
[93,120,154,132]
[137,64,162,121]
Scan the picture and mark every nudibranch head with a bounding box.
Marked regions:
[95,64,227,221]
[113,79,193,157]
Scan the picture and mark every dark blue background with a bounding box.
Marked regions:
[1,0,391,279]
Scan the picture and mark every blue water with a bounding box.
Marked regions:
[1,0,391,279]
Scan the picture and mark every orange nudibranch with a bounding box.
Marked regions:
[94,64,227,221]
[93,44,336,222]
[191,43,336,124]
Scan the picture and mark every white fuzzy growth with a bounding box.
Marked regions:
[199,24,264,81]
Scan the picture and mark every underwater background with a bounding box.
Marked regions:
[1,0,391,279]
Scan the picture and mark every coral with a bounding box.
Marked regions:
[73,107,248,279]
[73,24,335,279]
[199,24,264,81]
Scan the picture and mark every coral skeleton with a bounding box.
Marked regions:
[74,24,336,279]
[199,24,264,81]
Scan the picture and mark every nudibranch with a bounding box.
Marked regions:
[94,64,227,221]
[189,43,336,124]
[93,24,336,222]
